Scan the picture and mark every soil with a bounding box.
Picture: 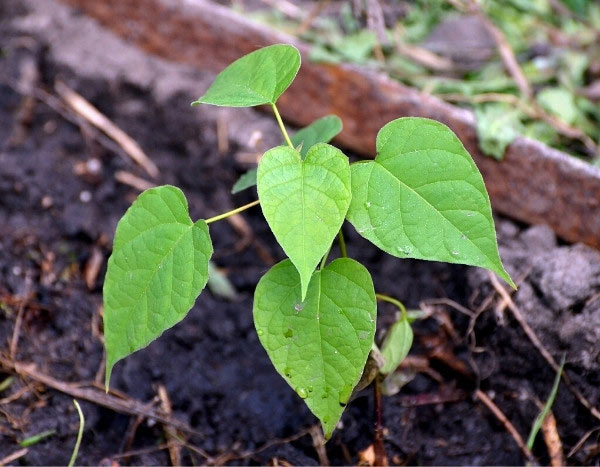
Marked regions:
[0,1,599,465]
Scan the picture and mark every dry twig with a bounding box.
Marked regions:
[308,425,330,466]
[0,448,28,466]
[541,409,565,467]
[393,36,454,72]
[568,426,600,458]
[114,170,157,192]
[0,358,200,436]
[488,272,600,422]
[475,389,534,461]
[158,384,182,466]
[55,81,158,178]
[296,0,330,36]
[9,274,33,360]
[462,0,531,98]
[439,92,597,154]
[84,247,104,290]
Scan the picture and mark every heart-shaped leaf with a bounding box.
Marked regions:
[346,117,514,287]
[257,143,352,299]
[253,258,376,438]
[231,115,343,194]
[192,44,301,107]
[291,115,343,159]
[103,186,213,386]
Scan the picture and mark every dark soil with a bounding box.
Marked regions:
[0,1,599,465]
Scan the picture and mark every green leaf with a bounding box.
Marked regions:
[380,318,413,375]
[207,261,238,301]
[291,115,343,159]
[253,258,376,438]
[192,44,301,107]
[475,103,523,160]
[526,355,565,450]
[231,168,257,194]
[103,186,213,386]
[333,30,377,64]
[537,87,579,126]
[346,117,514,287]
[20,430,56,447]
[257,143,352,300]
[232,116,343,194]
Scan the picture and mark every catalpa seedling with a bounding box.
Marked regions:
[103,44,513,439]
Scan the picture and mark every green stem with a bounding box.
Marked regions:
[68,399,85,467]
[205,199,260,224]
[271,103,294,149]
[375,293,407,320]
[337,230,347,258]
[320,244,332,269]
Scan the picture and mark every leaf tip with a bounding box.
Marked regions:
[104,362,113,393]
[300,284,308,302]
[496,266,516,290]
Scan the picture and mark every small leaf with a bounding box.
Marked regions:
[192,44,301,107]
[291,115,343,159]
[380,318,413,375]
[257,143,352,300]
[537,87,579,126]
[333,30,377,64]
[346,117,514,287]
[475,103,523,160]
[253,258,376,438]
[207,261,238,301]
[20,430,56,447]
[231,168,257,194]
[103,186,213,386]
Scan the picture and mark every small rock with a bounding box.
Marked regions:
[530,244,600,311]
[519,224,556,252]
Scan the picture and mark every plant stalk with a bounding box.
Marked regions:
[320,244,332,269]
[337,230,347,258]
[373,377,389,466]
[375,293,408,320]
[68,399,84,467]
[205,199,260,224]
[271,103,294,149]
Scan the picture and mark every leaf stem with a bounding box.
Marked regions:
[373,377,388,466]
[271,103,294,149]
[337,230,347,258]
[375,293,407,320]
[205,199,260,224]
[68,399,84,467]
[320,244,332,269]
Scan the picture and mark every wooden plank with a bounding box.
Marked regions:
[59,0,600,249]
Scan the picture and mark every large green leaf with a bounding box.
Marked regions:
[257,143,352,300]
[346,117,514,287]
[291,115,343,159]
[103,186,213,386]
[253,258,376,438]
[192,44,300,107]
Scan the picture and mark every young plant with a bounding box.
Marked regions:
[103,44,513,439]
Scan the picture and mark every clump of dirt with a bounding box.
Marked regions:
[0,1,599,465]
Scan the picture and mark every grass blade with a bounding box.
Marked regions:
[526,354,565,450]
